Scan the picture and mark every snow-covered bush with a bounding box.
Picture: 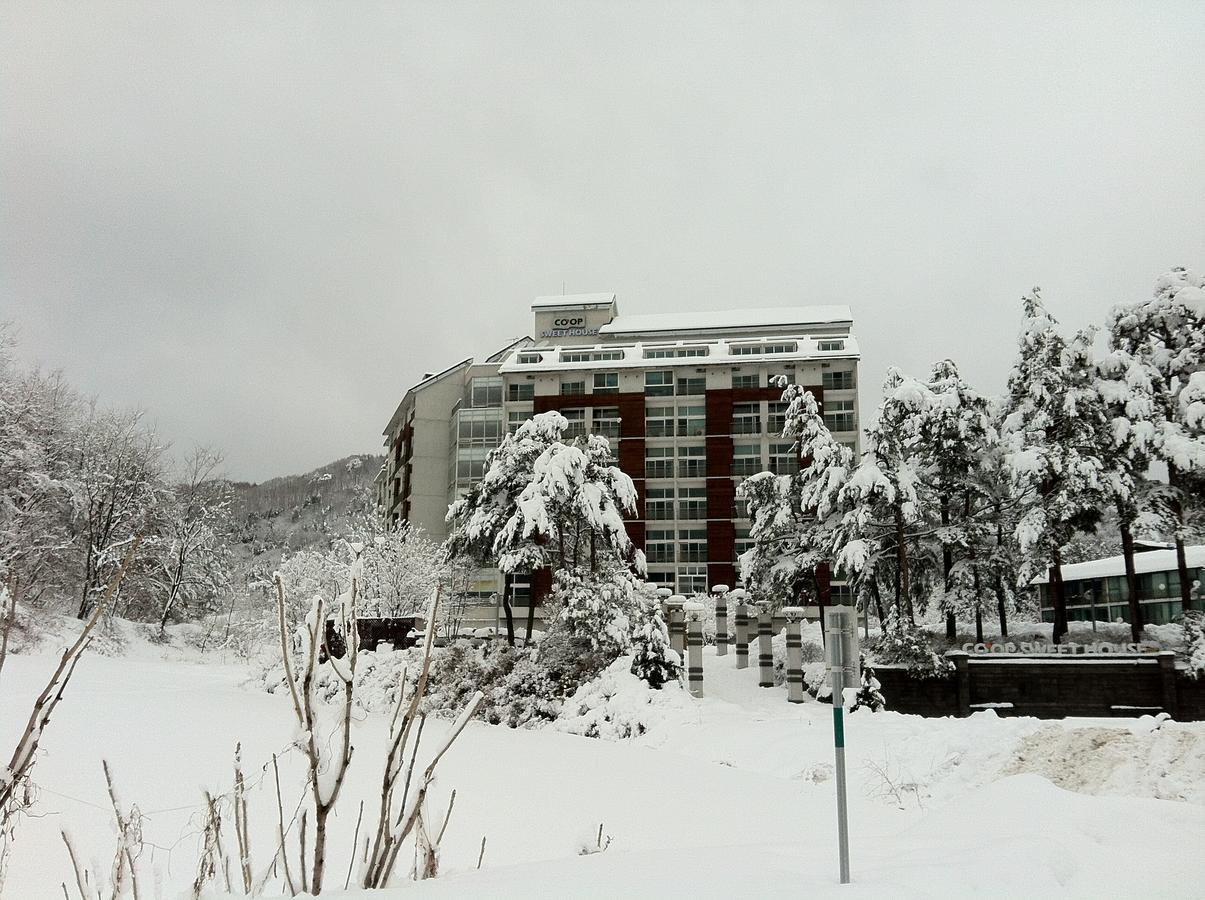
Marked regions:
[628,582,680,688]
[850,653,885,712]
[1182,612,1205,680]
[547,567,633,656]
[872,625,953,678]
[558,657,694,740]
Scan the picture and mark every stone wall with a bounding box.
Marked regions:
[873,652,1205,721]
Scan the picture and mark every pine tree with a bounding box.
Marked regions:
[912,360,995,642]
[1107,268,1205,613]
[833,369,932,628]
[738,382,854,607]
[445,411,644,645]
[1003,291,1111,643]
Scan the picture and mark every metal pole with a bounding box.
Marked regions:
[832,666,850,885]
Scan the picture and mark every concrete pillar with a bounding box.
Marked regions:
[666,595,687,658]
[1157,651,1179,719]
[732,589,749,669]
[757,603,774,688]
[685,600,705,698]
[783,606,805,703]
[713,584,730,656]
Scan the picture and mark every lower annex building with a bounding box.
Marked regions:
[377,293,860,630]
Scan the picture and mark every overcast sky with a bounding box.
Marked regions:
[4,2,1203,482]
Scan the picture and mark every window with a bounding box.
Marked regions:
[646,529,675,564]
[769,442,796,475]
[823,370,855,390]
[517,353,542,364]
[734,526,753,560]
[455,446,491,481]
[647,570,675,587]
[470,376,503,408]
[645,370,675,396]
[456,408,503,444]
[817,339,845,352]
[679,529,708,562]
[644,345,708,359]
[769,371,796,386]
[562,408,586,437]
[645,405,674,437]
[507,411,529,434]
[767,401,788,436]
[824,399,856,432]
[593,350,625,361]
[678,445,706,479]
[731,374,759,390]
[733,443,761,476]
[507,382,534,401]
[645,447,674,480]
[732,402,760,434]
[734,496,750,519]
[678,486,707,520]
[677,405,706,437]
[676,376,705,395]
[593,372,618,394]
[731,342,797,356]
[646,487,675,520]
[560,351,591,363]
[592,406,620,438]
[561,380,585,396]
[677,565,708,595]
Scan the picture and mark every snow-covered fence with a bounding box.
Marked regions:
[873,649,1205,720]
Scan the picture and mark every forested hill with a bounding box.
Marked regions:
[225,453,384,579]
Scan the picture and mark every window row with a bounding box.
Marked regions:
[645,529,709,563]
[645,445,706,479]
[645,486,709,520]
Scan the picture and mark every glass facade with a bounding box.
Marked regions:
[1038,567,1202,625]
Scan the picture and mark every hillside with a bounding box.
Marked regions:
[224,453,384,584]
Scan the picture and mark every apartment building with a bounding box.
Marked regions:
[378,293,860,627]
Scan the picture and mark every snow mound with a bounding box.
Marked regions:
[1002,720,1205,803]
[556,657,695,741]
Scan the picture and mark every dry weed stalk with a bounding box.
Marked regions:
[0,537,142,888]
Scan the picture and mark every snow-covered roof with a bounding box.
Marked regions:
[1030,546,1205,584]
[600,305,853,336]
[382,357,473,436]
[531,293,617,309]
[497,334,860,373]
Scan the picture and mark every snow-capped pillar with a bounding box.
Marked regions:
[666,595,687,657]
[732,588,749,669]
[685,600,705,698]
[946,650,970,717]
[783,606,805,703]
[713,584,730,656]
[757,602,774,688]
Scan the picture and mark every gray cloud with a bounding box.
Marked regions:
[4,1,1204,480]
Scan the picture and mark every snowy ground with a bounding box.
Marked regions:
[2,633,1204,899]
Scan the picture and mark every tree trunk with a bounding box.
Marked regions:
[973,565,984,644]
[1168,463,1194,613]
[894,506,914,626]
[1050,546,1069,645]
[994,573,1009,638]
[941,495,955,641]
[501,579,515,647]
[1118,512,1143,643]
[870,577,886,630]
[524,580,537,647]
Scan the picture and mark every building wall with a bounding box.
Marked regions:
[381,295,861,629]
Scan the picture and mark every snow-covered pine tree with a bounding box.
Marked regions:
[444,411,644,645]
[738,382,854,609]
[628,579,681,688]
[1096,339,1165,640]
[1107,268,1205,614]
[1003,291,1111,643]
[912,360,995,642]
[833,369,932,628]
